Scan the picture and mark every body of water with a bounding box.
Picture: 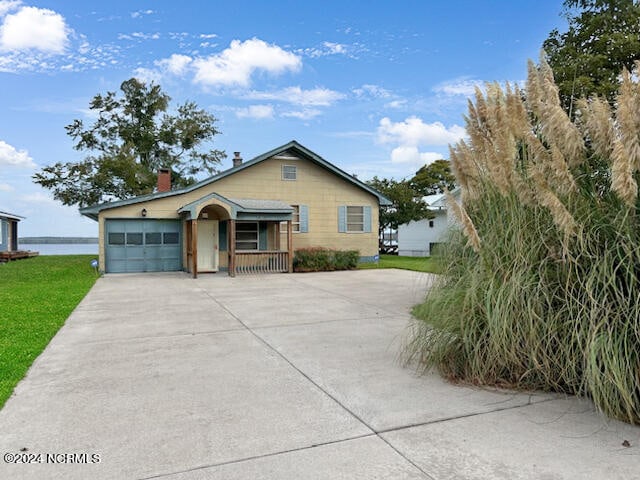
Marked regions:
[19,244,99,256]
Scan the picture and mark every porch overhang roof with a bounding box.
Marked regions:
[0,211,24,221]
[178,193,294,221]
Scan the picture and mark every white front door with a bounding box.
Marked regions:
[197,220,218,272]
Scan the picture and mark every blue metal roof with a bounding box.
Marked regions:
[80,140,392,220]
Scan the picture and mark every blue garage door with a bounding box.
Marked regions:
[105,219,182,273]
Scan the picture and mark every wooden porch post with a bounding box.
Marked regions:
[186,220,192,272]
[275,222,281,250]
[287,219,293,273]
[229,219,236,277]
[192,219,198,279]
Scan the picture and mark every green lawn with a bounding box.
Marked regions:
[0,255,98,408]
[358,254,440,273]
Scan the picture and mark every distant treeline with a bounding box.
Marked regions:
[19,237,99,244]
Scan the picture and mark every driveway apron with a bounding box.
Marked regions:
[0,270,638,479]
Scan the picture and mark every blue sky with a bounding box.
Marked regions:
[0,0,567,236]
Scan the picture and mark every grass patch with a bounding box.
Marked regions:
[0,255,98,409]
[358,254,440,273]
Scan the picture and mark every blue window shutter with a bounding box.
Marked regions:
[259,222,268,250]
[363,206,372,233]
[218,221,228,251]
[299,205,309,233]
[338,206,347,233]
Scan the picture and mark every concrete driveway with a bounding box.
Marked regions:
[0,269,638,479]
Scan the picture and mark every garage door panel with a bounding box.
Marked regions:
[105,219,181,273]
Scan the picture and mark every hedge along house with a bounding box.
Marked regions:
[0,211,23,253]
[80,141,391,277]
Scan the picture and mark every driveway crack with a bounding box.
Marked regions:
[196,285,436,480]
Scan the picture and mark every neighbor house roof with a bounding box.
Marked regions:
[0,211,24,221]
[424,187,461,210]
[80,140,392,221]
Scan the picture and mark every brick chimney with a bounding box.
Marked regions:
[233,152,242,167]
[157,168,171,193]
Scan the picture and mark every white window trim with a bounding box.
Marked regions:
[280,205,301,234]
[346,206,365,233]
[291,205,300,232]
[281,165,297,181]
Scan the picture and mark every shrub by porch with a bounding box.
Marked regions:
[293,247,359,272]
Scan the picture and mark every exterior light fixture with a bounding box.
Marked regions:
[141,208,147,217]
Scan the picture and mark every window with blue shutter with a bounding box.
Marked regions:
[339,205,372,233]
[363,206,372,233]
[259,222,268,250]
[219,221,228,251]
[338,206,347,233]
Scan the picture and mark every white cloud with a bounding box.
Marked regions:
[281,109,322,120]
[433,77,482,97]
[385,99,407,109]
[133,66,162,84]
[133,31,159,40]
[0,5,68,53]
[298,41,364,59]
[0,1,21,16]
[246,86,344,106]
[199,33,217,39]
[130,9,154,19]
[390,146,443,164]
[235,104,274,119]
[323,42,345,55]
[0,182,14,192]
[377,116,465,169]
[156,53,192,75]
[304,41,348,58]
[377,116,466,146]
[0,140,35,168]
[134,54,193,83]
[192,38,301,87]
[118,31,160,41]
[353,84,392,99]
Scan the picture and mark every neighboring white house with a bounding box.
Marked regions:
[0,211,23,253]
[397,188,460,257]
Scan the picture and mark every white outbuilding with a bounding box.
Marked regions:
[397,188,460,257]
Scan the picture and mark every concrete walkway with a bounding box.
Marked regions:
[0,269,638,479]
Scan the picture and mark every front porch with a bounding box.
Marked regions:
[179,194,294,278]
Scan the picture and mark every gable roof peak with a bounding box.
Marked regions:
[80,140,391,219]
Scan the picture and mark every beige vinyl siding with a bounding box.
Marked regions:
[97,155,379,270]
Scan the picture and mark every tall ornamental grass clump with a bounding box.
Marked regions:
[408,55,640,424]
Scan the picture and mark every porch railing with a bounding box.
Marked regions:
[235,250,290,274]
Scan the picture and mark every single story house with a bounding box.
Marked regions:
[80,141,391,276]
[397,188,460,257]
[0,211,23,253]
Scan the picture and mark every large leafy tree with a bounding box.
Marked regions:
[410,159,456,196]
[543,0,640,114]
[34,78,225,207]
[367,177,433,235]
